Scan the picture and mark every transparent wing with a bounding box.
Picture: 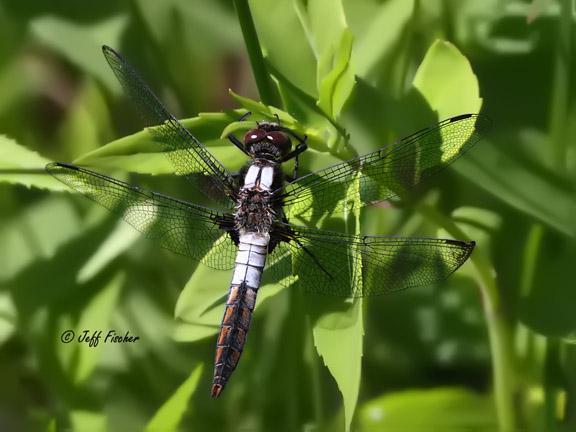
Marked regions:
[279,114,488,217]
[265,223,475,297]
[46,162,237,270]
[102,45,235,209]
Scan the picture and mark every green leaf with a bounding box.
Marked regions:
[413,40,483,119]
[317,29,355,120]
[293,0,348,63]
[30,15,127,92]
[76,220,141,284]
[58,272,124,384]
[0,136,64,190]
[74,111,248,174]
[452,142,576,237]
[358,387,497,431]
[311,171,363,432]
[520,239,576,336]
[174,258,284,342]
[352,0,415,79]
[145,363,204,432]
[227,91,297,124]
[226,91,336,154]
[0,292,17,347]
[173,263,230,342]
[70,411,107,432]
[0,197,83,282]
[250,0,317,96]
[312,299,363,432]
[293,0,355,120]
[58,79,114,158]
[136,0,241,51]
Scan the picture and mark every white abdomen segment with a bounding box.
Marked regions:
[231,232,269,288]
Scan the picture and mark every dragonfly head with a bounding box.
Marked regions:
[243,123,292,161]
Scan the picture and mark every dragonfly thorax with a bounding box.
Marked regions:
[234,188,275,234]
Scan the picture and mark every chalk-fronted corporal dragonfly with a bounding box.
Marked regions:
[47,46,486,398]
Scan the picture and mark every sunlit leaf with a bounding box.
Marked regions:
[74,111,249,174]
[0,292,17,346]
[70,411,107,432]
[311,171,363,432]
[312,299,363,432]
[293,0,348,64]
[76,220,140,284]
[413,40,482,119]
[145,363,204,432]
[317,29,355,120]
[352,0,415,79]
[358,387,497,431]
[0,136,64,190]
[250,0,317,95]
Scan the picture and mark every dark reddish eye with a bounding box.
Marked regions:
[244,129,266,144]
[265,131,290,149]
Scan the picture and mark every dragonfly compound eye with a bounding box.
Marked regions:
[244,128,266,145]
[265,131,291,153]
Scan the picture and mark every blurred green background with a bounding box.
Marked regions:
[1,0,576,431]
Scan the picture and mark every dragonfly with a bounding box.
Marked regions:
[47,45,487,398]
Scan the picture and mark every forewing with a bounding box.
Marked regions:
[46,162,237,270]
[266,223,475,297]
[280,114,488,217]
[102,45,235,209]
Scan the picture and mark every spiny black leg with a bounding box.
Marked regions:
[228,134,249,156]
[280,141,308,164]
[293,152,301,181]
[238,111,252,121]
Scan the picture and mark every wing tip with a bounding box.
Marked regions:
[46,161,79,172]
[449,112,491,133]
[101,44,114,54]
[450,113,475,122]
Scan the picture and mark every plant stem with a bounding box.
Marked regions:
[543,0,573,425]
[548,0,571,172]
[233,0,280,107]
[418,204,518,431]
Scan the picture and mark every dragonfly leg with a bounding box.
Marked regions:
[228,134,250,156]
[293,150,303,180]
[238,111,252,121]
[280,140,308,180]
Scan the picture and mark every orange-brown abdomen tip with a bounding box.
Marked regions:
[211,384,223,398]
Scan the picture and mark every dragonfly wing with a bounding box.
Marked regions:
[266,222,475,297]
[47,162,237,270]
[280,114,489,217]
[102,45,236,209]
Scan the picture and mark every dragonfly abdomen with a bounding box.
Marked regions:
[211,232,269,398]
